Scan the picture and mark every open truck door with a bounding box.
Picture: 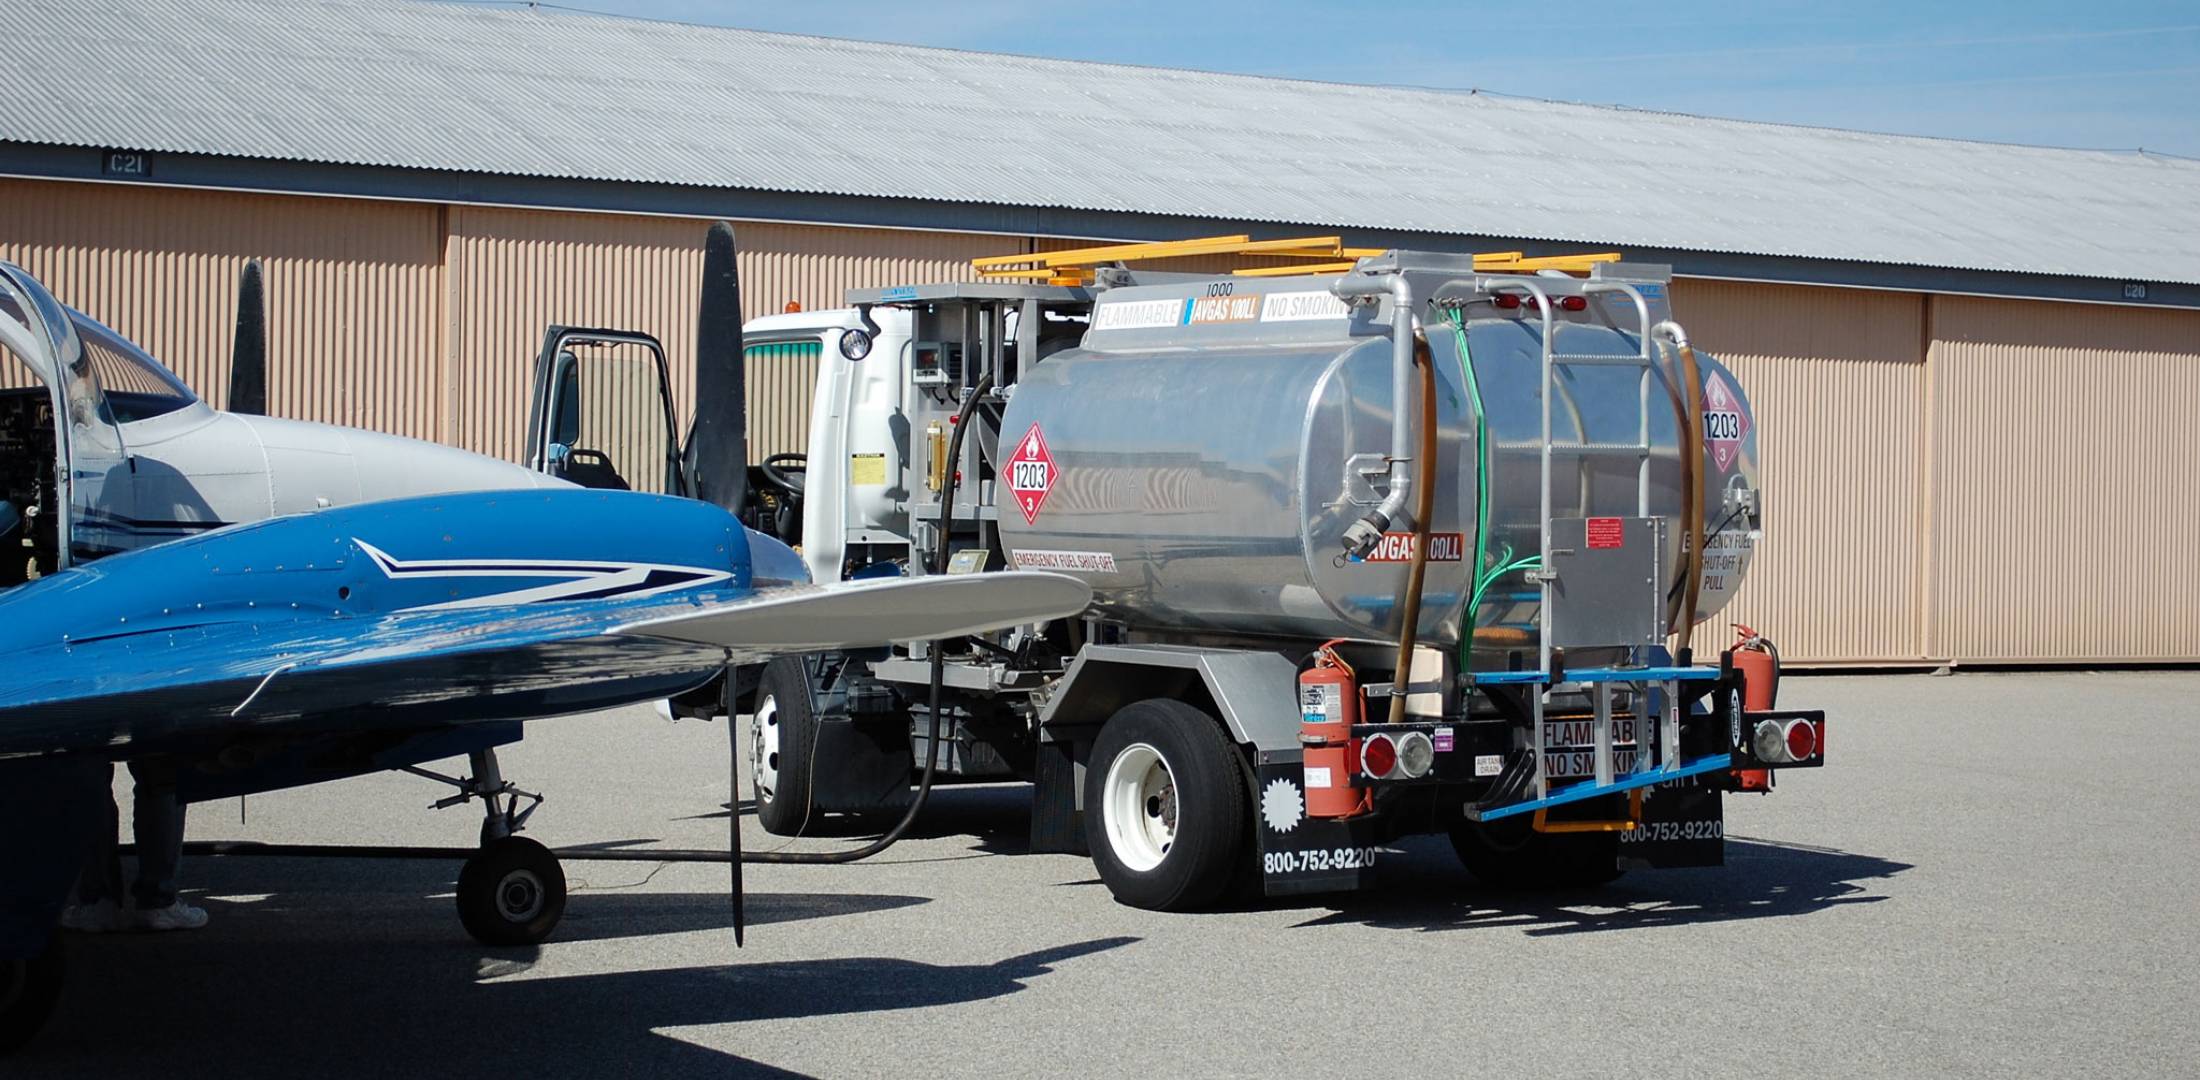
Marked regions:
[0,263,135,577]
[523,327,689,496]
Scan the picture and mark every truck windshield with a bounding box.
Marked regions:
[68,310,197,422]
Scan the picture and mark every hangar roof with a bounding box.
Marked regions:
[3,0,2197,286]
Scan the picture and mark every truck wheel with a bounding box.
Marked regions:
[0,933,64,1055]
[1084,699,1248,911]
[1449,817,1625,891]
[751,657,818,835]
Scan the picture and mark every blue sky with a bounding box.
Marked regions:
[495,0,2200,157]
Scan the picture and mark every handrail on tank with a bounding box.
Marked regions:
[1328,271,1418,560]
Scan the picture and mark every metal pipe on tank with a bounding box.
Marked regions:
[1331,273,1417,559]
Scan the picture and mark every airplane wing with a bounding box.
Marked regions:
[0,572,1090,759]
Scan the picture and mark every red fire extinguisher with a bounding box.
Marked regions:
[1732,624,1778,792]
[1300,643,1366,819]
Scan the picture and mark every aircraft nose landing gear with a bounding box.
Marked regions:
[404,749,568,947]
[455,835,566,947]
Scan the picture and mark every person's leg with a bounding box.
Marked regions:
[126,760,203,930]
[59,765,127,931]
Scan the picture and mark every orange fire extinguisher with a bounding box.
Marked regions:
[1300,643,1367,819]
[1732,624,1779,792]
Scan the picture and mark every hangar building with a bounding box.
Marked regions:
[1,0,2196,666]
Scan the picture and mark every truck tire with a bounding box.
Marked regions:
[750,657,818,836]
[1084,699,1248,911]
[1448,817,1625,891]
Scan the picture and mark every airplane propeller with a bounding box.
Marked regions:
[226,260,267,416]
[685,222,747,514]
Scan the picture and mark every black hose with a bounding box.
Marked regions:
[741,375,993,865]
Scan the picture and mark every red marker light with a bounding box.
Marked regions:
[1493,293,1523,310]
[1559,295,1588,312]
[1785,719,1817,761]
[1361,733,1398,779]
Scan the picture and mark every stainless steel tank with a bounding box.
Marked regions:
[996,277,1761,646]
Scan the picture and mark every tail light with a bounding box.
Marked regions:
[1751,718,1820,765]
[1395,731,1435,779]
[1360,733,1399,779]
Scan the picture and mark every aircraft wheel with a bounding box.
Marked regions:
[1083,699,1248,912]
[1449,816,1625,891]
[0,933,64,1055]
[457,836,567,947]
[750,657,818,835]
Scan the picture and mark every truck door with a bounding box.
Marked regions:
[0,264,133,571]
[523,327,689,496]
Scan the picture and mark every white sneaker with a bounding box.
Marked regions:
[59,898,128,933]
[133,901,209,932]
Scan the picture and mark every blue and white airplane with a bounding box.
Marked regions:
[0,232,1092,1052]
[0,486,1090,1051]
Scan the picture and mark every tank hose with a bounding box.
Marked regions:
[1672,339,1707,657]
[1446,310,1544,662]
[742,374,994,865]
[1388,336,1438,725]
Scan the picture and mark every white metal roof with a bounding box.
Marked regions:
[3,0,2197,284]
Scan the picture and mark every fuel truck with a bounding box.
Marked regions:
[730,239,1825,910]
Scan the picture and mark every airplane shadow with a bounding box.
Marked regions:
[18,855,1134,1078]
[1290,835,1912,935]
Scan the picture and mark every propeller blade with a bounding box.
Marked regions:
[227,260,267,416]
[726,671,746,947]
[686,222,748,515]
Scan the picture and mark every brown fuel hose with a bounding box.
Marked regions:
[1674,339,1707,656]
[1389,334,1438,725]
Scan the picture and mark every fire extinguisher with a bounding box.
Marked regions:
[1300,643,1366,819]
[1732,623,1779,792]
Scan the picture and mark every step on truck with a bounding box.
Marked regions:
[731,238,1824,909]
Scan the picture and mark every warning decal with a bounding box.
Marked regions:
[1586,517,1624,549]
[1701,372,1751,472]
[1006,423,1057,525]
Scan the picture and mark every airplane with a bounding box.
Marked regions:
[0,227,1094,1052]
[0,485,1092,1052]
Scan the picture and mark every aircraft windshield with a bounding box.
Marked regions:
[69,311,197,422]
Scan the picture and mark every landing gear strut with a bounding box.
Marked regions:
[404,749,568,946]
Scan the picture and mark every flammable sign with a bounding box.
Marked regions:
[1702,372,1751,473]
[1006,423,1056,525]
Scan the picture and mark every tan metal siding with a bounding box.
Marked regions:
[1925,297,2200,663]
[0,178,444,437]
[446,208,1000,462]
[1673,280,1930,664]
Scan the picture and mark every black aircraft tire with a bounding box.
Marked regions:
[750,657,818,836]
[1449,817,1625,891]
[0,934,64,1055]
[1083,699,1248,912]
[457,836,568,947]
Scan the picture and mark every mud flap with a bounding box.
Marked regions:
[1253,754,1384,897]
[1617,781,1726,869]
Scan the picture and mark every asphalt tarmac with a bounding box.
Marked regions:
[12,671,2197,1078]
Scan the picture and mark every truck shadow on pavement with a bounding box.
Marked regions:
[20,857,1136,1079]
[1294,836,1912,936]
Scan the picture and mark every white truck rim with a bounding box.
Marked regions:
[750,696,782,802]
[1102,742,1177,872]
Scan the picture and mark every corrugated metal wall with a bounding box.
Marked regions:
[446,207,1002,461]
[1924,296,2200,663]
[1674,280,1931,664]
[0,178,445,437]
[7,175,2197,665]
